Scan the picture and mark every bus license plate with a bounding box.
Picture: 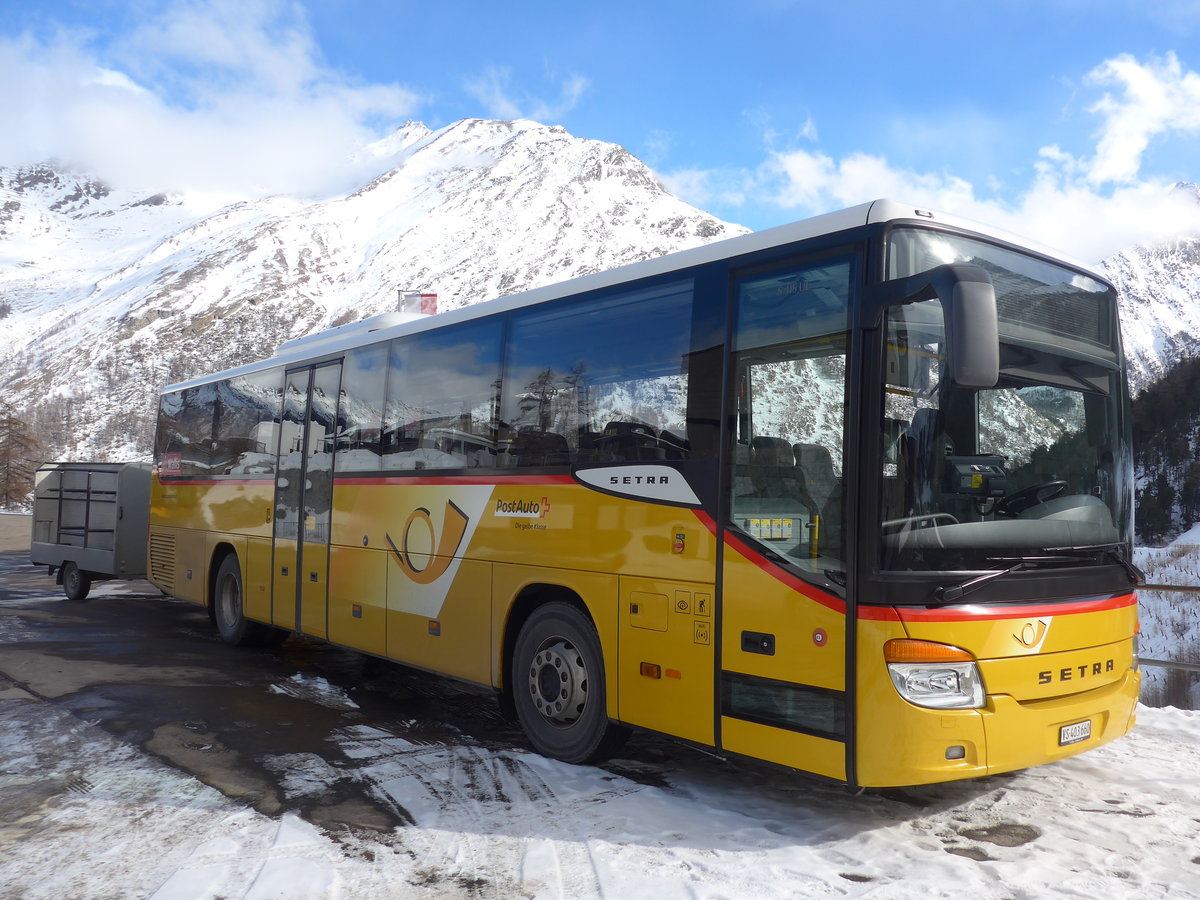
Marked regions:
[1059,720,1091,746]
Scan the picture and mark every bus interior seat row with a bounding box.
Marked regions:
[504,420,691,467]
[733,436,843,551]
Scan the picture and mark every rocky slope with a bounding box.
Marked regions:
[0,118,743,459]
[4,122,1200,495]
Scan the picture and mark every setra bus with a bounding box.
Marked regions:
[148,199,1140,788]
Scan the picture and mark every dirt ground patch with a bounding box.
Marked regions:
[0,515,30,554]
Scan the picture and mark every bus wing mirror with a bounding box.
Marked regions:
[878,263,999,389]
[943,267,998,389]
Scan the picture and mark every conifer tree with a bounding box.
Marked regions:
[0,404,42,510]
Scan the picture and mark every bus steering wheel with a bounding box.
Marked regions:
[995,480,1068,518]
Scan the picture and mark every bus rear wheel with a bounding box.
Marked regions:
[213,554,280,647]
[512,602,628,765]
[62,562,91,601]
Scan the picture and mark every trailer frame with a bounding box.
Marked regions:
[30,462,151,600]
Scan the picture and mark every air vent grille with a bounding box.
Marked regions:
[148,531,177,592]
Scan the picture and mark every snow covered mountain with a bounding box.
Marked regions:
[0,119,743,459]
[1104,184,1200,394]
[3,119,1200,467]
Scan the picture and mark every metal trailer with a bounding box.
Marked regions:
[30,462,151,600]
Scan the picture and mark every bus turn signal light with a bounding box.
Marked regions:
[884,639,975,664]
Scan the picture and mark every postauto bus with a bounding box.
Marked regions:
[148,200,1139,787]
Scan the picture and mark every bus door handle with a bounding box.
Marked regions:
[742,631,776,656]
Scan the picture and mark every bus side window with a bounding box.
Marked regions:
[335,345,387,473]
[163,384,216,478]
[502,280,696,468]
[212,369,284,477]
[381,319,502,472]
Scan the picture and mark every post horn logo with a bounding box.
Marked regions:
[1014,617,1051,650]
[386,500,469,585]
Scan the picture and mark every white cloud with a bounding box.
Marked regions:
[749,106,818,149]
[0,0,421,198]
[670,51,1200,263]
[87,67,151,95]
[659,166,750,211]
[1086,52,1200,185]
[760,145,1200,264]
[639,129,673,167]
[463,64,589,124]
[464,66,524,121]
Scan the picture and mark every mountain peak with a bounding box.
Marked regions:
[1173,181,1200,203]
[359,121,435,165]
[0,118,746,461]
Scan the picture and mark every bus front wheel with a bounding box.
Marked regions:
[512,602,628,765]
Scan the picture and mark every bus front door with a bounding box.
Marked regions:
[272,362,341,638]
[718,538,849,782]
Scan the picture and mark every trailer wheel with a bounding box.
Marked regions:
[62,562,91,601]
[511,602,628,764]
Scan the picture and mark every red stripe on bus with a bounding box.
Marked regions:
[721,530,846,614]
[333,474,577,487]
[691,509,719,536]
[157,478,274,486]
[869,592,1137,623]
[857,606,903,621]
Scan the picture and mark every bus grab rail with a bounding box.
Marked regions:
[1140,658,1200,674]
[1135,584,1200,673]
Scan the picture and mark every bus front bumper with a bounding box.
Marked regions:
[856,668,1140,788]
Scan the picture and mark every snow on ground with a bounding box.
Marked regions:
[1,673,1198,899]
[4,528,1199,897]
[1168,525,1200,546]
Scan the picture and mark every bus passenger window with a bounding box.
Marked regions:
[501,280,696,467]
[156,384,217,478]
[334,345,388,472]
[211,369,284,477]
[380,319,502,472]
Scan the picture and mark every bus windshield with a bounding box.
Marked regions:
[880,228,1132,574]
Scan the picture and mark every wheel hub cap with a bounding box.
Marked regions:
[527,638,588,726]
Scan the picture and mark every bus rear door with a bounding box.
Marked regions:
[272,362,341,637]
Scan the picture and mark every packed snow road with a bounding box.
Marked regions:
[1,549,1198,899]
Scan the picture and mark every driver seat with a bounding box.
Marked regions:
[900,407,953,514]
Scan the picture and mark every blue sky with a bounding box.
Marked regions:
[5,0,1200,260]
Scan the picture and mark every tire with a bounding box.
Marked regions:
[62,562,91,601]
[511,602,629,764]
[212,554,277,647]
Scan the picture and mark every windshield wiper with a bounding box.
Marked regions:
[935,544,1143,603]
[1043,544,1145,586]
[935,559,1029,602]
[934,554,1085,602]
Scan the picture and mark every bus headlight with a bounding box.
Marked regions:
[884,639,985,709]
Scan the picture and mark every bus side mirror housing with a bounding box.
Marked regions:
[877,263,999,389]
[941,267,999,389]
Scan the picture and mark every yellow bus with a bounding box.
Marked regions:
[148,199,1140,788]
